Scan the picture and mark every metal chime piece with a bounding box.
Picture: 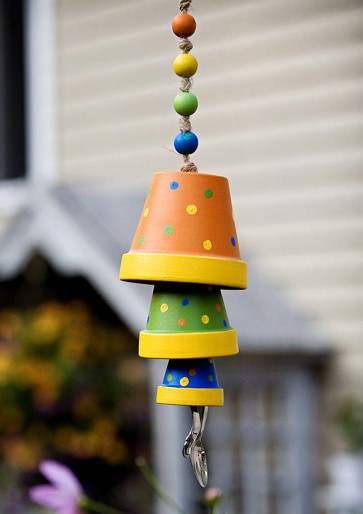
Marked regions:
[183,406,209,487]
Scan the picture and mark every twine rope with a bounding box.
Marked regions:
[180,0,192,14]
[178,0,198,173]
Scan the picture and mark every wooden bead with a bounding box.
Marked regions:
[174,92,198,116]
[172,13,196,38]
[174,131,198,154]
[173,53,198,78]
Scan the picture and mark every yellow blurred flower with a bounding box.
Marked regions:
[31,303,69,345]
[3,437,42,471]
[0,310,22,342]
[0,352,12,384]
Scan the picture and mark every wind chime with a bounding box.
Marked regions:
[120,0,247,487]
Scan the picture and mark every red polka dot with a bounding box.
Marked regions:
[215,303,221,312]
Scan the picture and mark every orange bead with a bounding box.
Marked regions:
[172,13,196,38]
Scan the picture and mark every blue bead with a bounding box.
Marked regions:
[174,131,198,154]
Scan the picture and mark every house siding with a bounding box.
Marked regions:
[57,0,363,462]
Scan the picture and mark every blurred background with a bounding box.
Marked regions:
[0,0,362,513]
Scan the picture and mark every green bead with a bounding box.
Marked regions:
[173,92,198,116]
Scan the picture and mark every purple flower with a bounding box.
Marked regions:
[29,460,84,514]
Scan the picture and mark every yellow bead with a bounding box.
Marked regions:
[173,53,198,78]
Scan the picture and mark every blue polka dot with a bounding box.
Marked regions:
[170,181,179,190]
[223,320,228,327]
[231,236,236,247]
[147,315,150,323]
[182,299,189,306]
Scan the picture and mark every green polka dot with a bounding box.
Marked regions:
[209,375,214,382]
[204,189,213,199]
[164,225,174,235]
[167,373,173,382]
[138,235,145,246]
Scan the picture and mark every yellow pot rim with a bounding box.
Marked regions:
[139,329,239,359]
[120,253,248,289]
[156,386,224,406]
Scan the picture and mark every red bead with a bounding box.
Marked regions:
[172,13,196,38]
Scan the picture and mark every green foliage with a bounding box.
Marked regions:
[0,301,148,472]
[336,396,363,453]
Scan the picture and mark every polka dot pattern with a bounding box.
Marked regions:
[201,315,209,324]
[180,377,189,387]
[186,204,197,215]
[160,303,169,313]
[146,286,232,332]
[203,240,212,251]
[130,173,242,263]
[162,358,220,389]
[164,225,174,235]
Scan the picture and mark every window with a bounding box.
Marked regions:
[0,0,26,180]
[208,365,316,514]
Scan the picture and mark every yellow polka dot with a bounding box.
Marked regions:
[180,377,189,387]
[201,315,210,324]
[203,240,212,251]
[143,207,149,217]
[186,204,197,215]
[232,210,235,221]
[160,303,169,313]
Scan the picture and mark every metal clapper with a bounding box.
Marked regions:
[182,406,208,487]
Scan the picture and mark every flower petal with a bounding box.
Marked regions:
[29,485,68,509]
[40,460,83,497]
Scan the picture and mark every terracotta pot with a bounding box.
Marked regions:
[157,358,224,406]
[139,284,238,359]
[120,172,248,289]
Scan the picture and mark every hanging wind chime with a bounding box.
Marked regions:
[120,0,248,487]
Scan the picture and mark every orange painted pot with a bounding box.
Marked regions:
[120,172,248,289]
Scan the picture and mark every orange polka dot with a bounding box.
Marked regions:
[178,318,186,326]
[215,304,221,312]
[188,369,196,376]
